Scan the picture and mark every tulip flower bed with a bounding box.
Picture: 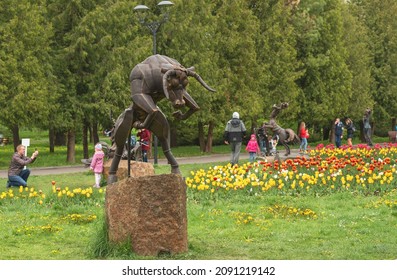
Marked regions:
[182,144,397,259]
[186,143,397,199]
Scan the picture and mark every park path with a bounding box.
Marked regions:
[0,149,302,178]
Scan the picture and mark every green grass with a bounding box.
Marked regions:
[185,192,397,260]
[1,163,396,260]
[0,129,395,260]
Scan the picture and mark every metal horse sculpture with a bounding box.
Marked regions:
[107,54,216,184]
[264,102,300,156]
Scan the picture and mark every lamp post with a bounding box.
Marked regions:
[134,1,174,165]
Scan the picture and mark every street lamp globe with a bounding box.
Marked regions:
[133,4,149,23]
[157,1,174,7]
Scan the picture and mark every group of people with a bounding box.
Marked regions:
[223,112,278,165]
[223,108,374,165]
[91,128,151,188]
[256,125,279,157]
[6,128,152,189]
[334,117,356,148]
[333,109,373,148]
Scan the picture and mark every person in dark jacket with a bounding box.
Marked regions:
[363,108,373,146]
[224,112,247,165]
[335,118,344,148]
[345,118,355,147]
[7,144,39,188]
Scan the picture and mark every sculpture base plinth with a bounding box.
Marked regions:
[105,174,188,256]
[103,159,155,181]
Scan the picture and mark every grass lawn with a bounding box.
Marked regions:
[0,161,396,260]
[0,130,396,260]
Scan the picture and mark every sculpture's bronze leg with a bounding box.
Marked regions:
[282,141,290,156]
[148,109,180,174]
[108,108,134,184]
[179,92,200,120]
[131,93,159,128]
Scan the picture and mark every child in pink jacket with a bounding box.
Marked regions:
[245,134,260,162]
[90,143,105,188]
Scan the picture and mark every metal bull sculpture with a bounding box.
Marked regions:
[264,102,300,156]
[108,54,216,184]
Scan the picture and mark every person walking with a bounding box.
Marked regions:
[245,134,260,162]
[224,112,247,165]
[335,118,344,148]
[90,143,105,188]
[268,135,279,156]
[345,118,355,147]
[256,122,268,156]
[298,121,309,153]
[363,108,373,146]
[6,144,39,188]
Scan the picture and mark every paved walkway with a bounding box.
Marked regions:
[0,149,303,178]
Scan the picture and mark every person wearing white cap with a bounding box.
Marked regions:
[223,112,247,165]
[90,143,105,188]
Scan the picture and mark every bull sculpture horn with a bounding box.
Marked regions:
[162,67,216,100]
[186,69,216,92]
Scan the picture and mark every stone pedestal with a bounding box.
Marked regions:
[105,174,188,256]
[103,159,155,181]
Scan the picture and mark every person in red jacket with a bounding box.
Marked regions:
[299,122,309,153]
[245,134,260,162]
[137,128,151,162]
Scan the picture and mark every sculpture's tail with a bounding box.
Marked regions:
[285,128,300,144]
[285,128,294,143]
[294,134,301,144]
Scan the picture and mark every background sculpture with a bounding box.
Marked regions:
[107,54,216,184]
[264,102,300,156]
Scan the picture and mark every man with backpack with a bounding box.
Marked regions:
[223,112,247,165]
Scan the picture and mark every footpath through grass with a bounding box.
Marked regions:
[0,138,232,170]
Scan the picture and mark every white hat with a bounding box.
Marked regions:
[232,112,239,119]
[95,143,102,150]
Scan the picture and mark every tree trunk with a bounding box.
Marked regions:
[250,118,258,135]
[83,122,89,159]
[359,121,365,142]
[198,121,205,152]
[205,121,215,153]
[12,124,20,151]
[322,125,330,141]
[49,127,55,153]
[328,120,335,144]
[55,131,66,146]
[92,122,99,144]
[66,130,76,163]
